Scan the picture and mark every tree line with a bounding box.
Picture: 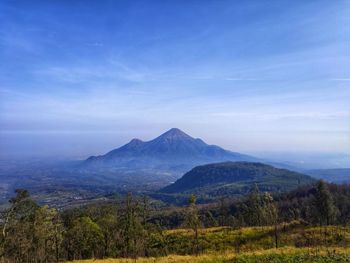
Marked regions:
[0,180,349,262]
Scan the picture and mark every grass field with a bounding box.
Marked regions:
[68,223,350,263]
[68,247,350,262]
[162,223,350,255]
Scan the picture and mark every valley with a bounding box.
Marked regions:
[0,129,349,262]
[0,128,348,208]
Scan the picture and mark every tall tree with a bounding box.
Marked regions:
[218,198,229,227]
[310,181,338,226]
[239,184,264,226]
[261,192,279,248]
[66,216,104,259]
[185,194,201,256]
[2,189,38,262]
[141,195,151,256]
[33,205,63,263]
[121,193,143,258]
[98,212,120,258]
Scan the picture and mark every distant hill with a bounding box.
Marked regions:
[82,128,258,183]
[0,129,260,207]
[160,162,315,197]
[306,168,350,183]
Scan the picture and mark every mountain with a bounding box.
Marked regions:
[306,168,350,183]
[83,128,257,169]
[160,162,315,197]
[82,128,257,184]
[86,128,255,163]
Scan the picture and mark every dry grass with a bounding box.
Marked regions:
[66,224,350,262]
[67,246,350,263]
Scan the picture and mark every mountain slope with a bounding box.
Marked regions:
[83,128,257,181]
[87,128,254,161]
[306,168,350,183]
[160,162,315,196]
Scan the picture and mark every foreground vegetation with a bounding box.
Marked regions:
[1,181,349,262]
[69,247,350,263]
[67,225,350,262]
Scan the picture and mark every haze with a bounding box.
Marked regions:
[0,0,349,159]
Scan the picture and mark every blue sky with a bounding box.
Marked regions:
[0,0,349,158]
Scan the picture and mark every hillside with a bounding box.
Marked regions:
[67,225,350,262]
[68,228,350,262]
[306,168,350,183]
[4,180,350,262]
[161,162,315,196]
[69,247,350,263]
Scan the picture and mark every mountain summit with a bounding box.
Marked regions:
[83,128,258,184]
[158,127,192,139]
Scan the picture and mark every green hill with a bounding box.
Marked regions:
[160,162,315,197]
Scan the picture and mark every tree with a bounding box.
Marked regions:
[310,181,338,226]
[239,184,264,226]
[238,187,280,247]
[67,216,104,259]
[218,198,229,227]
[2,189,36,238]
[141,195,151,256]
[185,194,201,256]
[202,210,217,227]
[53,212,64,263]
[2,189,38,262]
[261,192,279,248]
[33,205,63,263]
[98,212,120,258]
[121,193,143,258]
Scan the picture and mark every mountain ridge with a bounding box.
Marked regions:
[86,128,256,162]
[83,128,258,182]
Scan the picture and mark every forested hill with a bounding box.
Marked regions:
[161,162,315,196]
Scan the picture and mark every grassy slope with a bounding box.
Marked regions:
[69,247,350,263]
[68,223,350,262]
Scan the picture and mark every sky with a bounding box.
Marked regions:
[0,0,350,159]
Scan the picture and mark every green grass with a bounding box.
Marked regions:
[68,247,350,262]
[67,223,350,262]
[162,222,350,255]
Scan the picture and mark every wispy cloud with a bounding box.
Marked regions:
[224,78,260,81]
[330,78,350,81]
[210,111,350,121]
[1,0,350,156]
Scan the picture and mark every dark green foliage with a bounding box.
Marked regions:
[120,193,144,258]
[96,211,120,257]
[33,205,63,262]
[65,216,104,259]
[185,195,201,255]
[308,181,338,226]
[1,189,61,263]
[1,181,350,262]
[161,162,315,197]
[235,185,278,230]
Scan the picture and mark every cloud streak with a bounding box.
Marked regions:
[0,0,349,156]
